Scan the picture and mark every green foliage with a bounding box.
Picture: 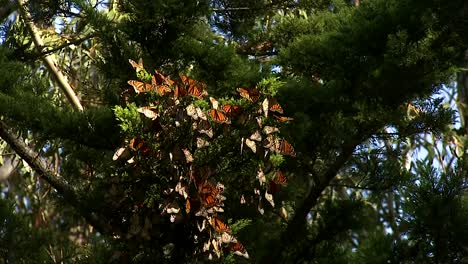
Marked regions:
[351,231,393,264]
[400,163,468,262]
[0,0,466,263]
[230,218,252,235]
[114,103,143,134]
[269,154,285,167]
[257,77,286,97]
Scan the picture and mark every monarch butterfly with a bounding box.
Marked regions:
[265,190,275,207]
[199,181,223,197]
[196,108,208,121]
[181,75,208,98]
[137,106,159,120]
[129,138,151,156]
[279,139,296,157]
[245,138,256,153]
[274,170,287,185]
[230,242,249,258]
[237,88,260,102]
[249,131,262,142]
[157,85,172,96]
[128,58,144,72]
[199,181,215,194]
[128,80,155,94]
[185,199,191,214]
[209,109,230,124]
[202,194,218,207]
[262,98,269,117]
[173,84,187,98]
[182,148,194,163]
[197,137,210,148]
[210,217,230,232]
[264,134,279,152]
[153,70,176,86]
[268,97,284,114]
[128,137,144,150]
[151,74,173,95]
[263,126,279,135]
[273,114,294,122]
[222,104,243,116]
[209,97,219,109]
[197,119,213,138]
[257,168,266,185]
[112,147,128,161]
[240,194,246,204]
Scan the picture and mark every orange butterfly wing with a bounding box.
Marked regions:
[174,84,187,98]
[274,170,287,185]
[185,199,191,213]
[128,80,155,94]
[153,70,176,86]
[222,104,243,116]
[181,75,207,98]
[199,181,215,194]
[268,98,284,114]
[279,139,296,156]
[189,86,206,98]
[273,114,293,122]
[209,109,230,124]
[210,217,230,232]
[129,138,152,156]
[202,194,218,207]
[230,242,249,258]
[237,88,260,102]
[156,85,172,96]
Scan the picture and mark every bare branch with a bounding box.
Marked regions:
[17,0,84,112]
[0,120,112,234]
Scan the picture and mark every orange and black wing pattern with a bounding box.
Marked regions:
[222,104,243,117]
[279,139,296,156]
[210,217,230,232]
[174,84,187,98]
[128,80,155,94]
[237,88,260,102]
[181,75,208,98]
[209,109,230,124]
[273,114,293,122]
[129,137,152,156]
[268,97,284,114]
[273,170,287,185]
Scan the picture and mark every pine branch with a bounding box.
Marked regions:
[286,139,361,231]
[17,0,84,112]
[39,34,96,57]
[0,120,113,234]
[265,125,377,262]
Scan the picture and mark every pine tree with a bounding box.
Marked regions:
[0,0,466,263]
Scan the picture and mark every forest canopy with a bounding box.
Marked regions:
[0,0,466,263]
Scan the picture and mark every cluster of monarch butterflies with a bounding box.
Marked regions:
[113,59,296,260]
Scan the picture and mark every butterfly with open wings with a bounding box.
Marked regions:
[222,104,243,117]
[181,75,208,98]
[209,109,230,124]
[210,217,230,233]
